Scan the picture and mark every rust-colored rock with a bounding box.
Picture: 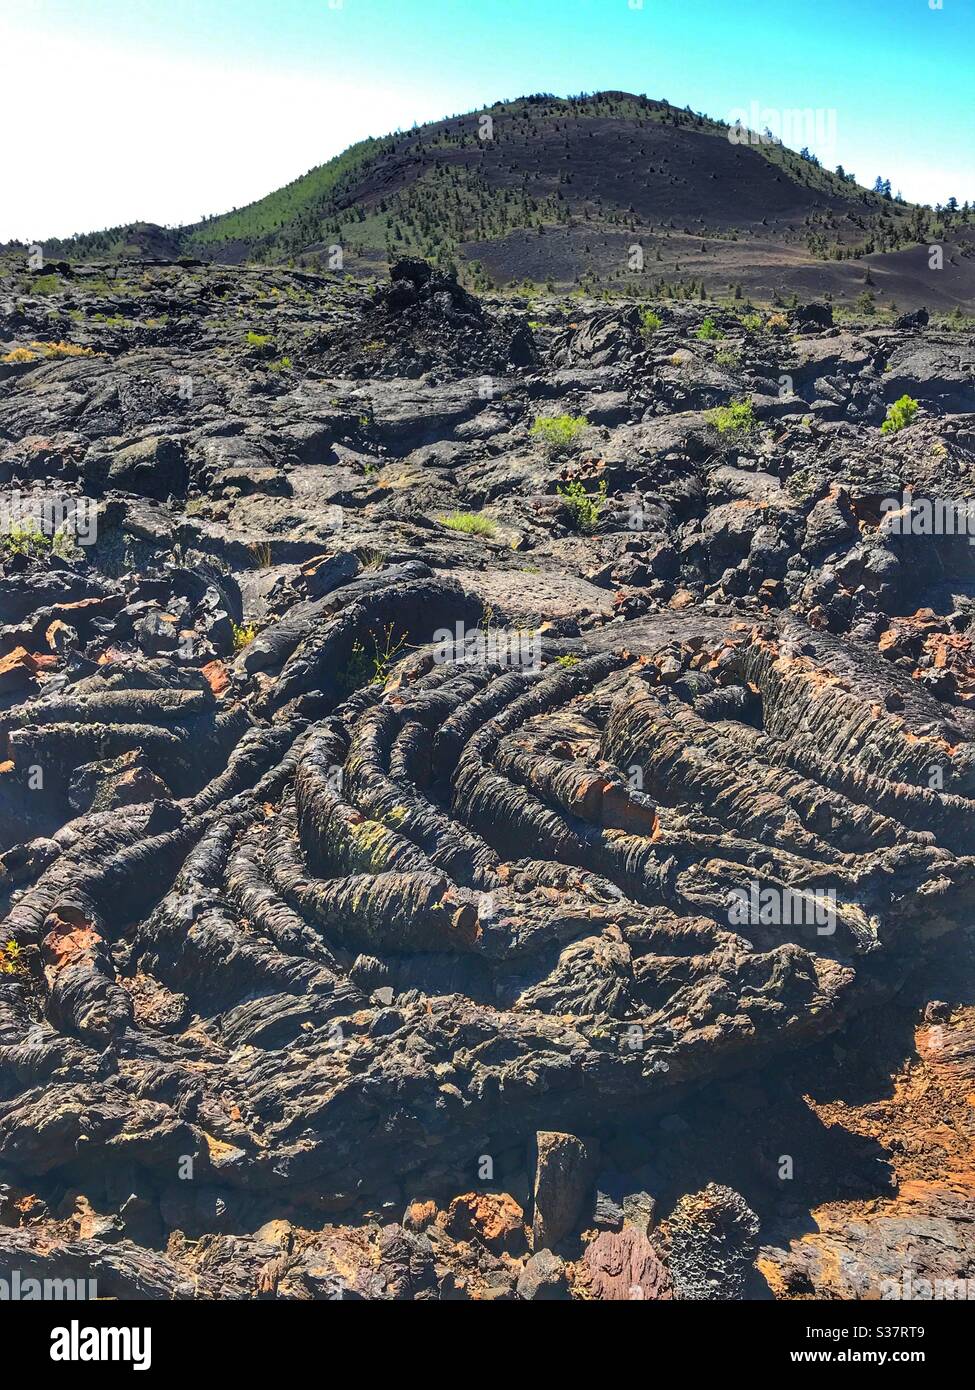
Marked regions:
[443,1193,525,1253]
[575,1227,672,1301]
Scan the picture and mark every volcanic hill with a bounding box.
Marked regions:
[28,92,975,311]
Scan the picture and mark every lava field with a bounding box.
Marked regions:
[1,256,974,1300]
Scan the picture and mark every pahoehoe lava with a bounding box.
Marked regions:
[2,253,975,1300]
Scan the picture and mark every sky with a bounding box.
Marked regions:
[1,0,973,243]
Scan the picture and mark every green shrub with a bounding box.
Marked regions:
[558,479,607,533]
[881,395,920,434]
[245,331,272,348]
[708,399,757,434]
[696,316,724,341]
[439,511,496,537]
[715,350,741,369]
[531,414,590,455]
[30,274,59,296]
[740,313,763,333]
[639,308,663,339]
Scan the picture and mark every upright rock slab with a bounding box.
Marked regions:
[532,1131,600,1250]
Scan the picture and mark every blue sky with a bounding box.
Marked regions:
[2,0,973,240]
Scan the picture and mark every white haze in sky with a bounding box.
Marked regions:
[0,18,456,244]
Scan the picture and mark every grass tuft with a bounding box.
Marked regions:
[439,511,497,537]
[531,414,590,455]
[708,399,757,434]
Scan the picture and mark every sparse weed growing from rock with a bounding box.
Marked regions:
[0,940,25,976]
[232,622,258,651]
[716,349,741,368]
[30,274,59,296]
[708,399,757,434]
[340,623,408,692]
[245,331,272,348]
[558,478,607,533]
[439,512,497,537]
[531,414,590,455]
[0,524,74,560]
[2,347,38,363]
[766,312,789,333]
[881,394,920,434]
